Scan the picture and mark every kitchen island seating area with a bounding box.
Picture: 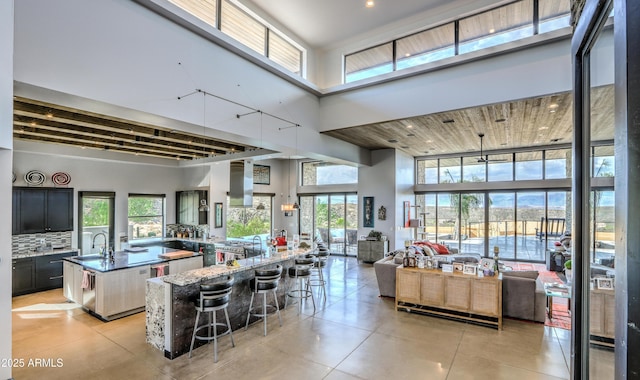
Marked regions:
[245,266,283,337]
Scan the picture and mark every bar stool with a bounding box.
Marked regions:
[189,276,235,363]
[245,265,283,336]
[307,247,329,305]
[285,258,316,314]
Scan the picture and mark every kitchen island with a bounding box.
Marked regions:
[63,246,203,321]
[146,248,312,359]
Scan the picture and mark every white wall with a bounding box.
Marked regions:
[13,0,368,166]
[0,1,13,378]
[358,150,397,248]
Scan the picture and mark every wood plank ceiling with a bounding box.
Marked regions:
[13,86,613,162]
[13,97,254,161]
[322,85,613,158]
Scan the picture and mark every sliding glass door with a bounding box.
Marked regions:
[299,193,357,256]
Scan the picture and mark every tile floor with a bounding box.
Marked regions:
[11,257,614,380]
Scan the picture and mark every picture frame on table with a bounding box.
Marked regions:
[596,277,614,290]
[363,196,374,227]
[480,258,495,270]
[453,262,464,272]
[253,164,270,185]
[463,264,477,275]
[214,202,223,228]
[441,263,454,273]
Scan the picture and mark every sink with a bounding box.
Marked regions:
[72,255,104,261]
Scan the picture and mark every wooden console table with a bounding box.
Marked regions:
[395,267,502,329]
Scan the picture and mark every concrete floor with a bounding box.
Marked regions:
[11,257,613,379]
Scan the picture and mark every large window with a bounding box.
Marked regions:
[299,194,358,255]
[226,194,272,241]
[167,0,304,76]
[301,161,358,186]
[345,0,572,83]
[78,192,115,255]
[128,194,165,240]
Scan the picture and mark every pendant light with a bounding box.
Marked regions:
[281,123,300,213]
[198,90,210,212]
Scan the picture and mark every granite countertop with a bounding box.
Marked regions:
[130,237,225,246]
[13,248,79,259]
[162,248,312,286]
[63,246,202,272]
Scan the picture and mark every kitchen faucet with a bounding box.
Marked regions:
[92,232,108,257]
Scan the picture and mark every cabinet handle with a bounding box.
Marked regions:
[49,260,63,264]
[49,275,64,280]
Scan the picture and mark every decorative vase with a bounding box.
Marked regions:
[565,269,573,284]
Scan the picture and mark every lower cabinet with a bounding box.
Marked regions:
[590,289,615,342]
[396,267,502,329]
[12,258,36,296]
[357,240,389,263]
[12,252,77,297]
[95,266,150,320]
[63,261,83,304]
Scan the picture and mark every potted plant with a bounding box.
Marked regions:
[367,230,382,241]
[564,259,573,284]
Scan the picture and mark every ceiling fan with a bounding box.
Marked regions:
[476,133,506,163]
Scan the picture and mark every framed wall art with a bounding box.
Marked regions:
[253,164,270,185]
[363,196,374,228]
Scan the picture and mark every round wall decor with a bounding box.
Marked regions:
[52,172,71,186]
[24,170,46,186]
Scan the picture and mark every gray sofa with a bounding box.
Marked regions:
[501,270,546,323]
[374,255,547,323]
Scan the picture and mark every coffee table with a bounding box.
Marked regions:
[544,282,571,319]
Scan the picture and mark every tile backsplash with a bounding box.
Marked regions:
[12,231,73,254]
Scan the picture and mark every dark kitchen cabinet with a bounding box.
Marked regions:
[12,252,78,296]
[12,187,73,234]
[12,257,36,296]
[176,190,208,225]
[35,252,76,291]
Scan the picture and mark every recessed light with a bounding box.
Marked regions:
[551,138,560,142]
[388,139,398,143]
[405,53,411,57]
[365,0,374,8]
[423,151,430,154]
[538,126,549,130]
[495,118,506,122]
[442,119,455,124]
[401,146,409,149]
[45,113,53,118]
[426,140,432,143]
[489,28,495,34]
[407,133,415,137]
[549,103,559,109]
[406,125,413,129]
[30,121,36,126]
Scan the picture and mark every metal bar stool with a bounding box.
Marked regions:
[245,265,283,336]
[285,258,316,314]
[189,276,235,363]
[307,246,329,305]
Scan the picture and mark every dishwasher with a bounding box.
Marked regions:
[81,270,97,312]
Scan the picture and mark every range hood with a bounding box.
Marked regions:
[229,160,253,208]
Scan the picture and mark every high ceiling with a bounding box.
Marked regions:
[13,1,608,163]
[245,0,451,48]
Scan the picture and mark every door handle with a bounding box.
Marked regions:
[49,275,64,280]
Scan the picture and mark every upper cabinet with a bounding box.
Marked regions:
[13,187,74,235]
[176,190,208,225]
